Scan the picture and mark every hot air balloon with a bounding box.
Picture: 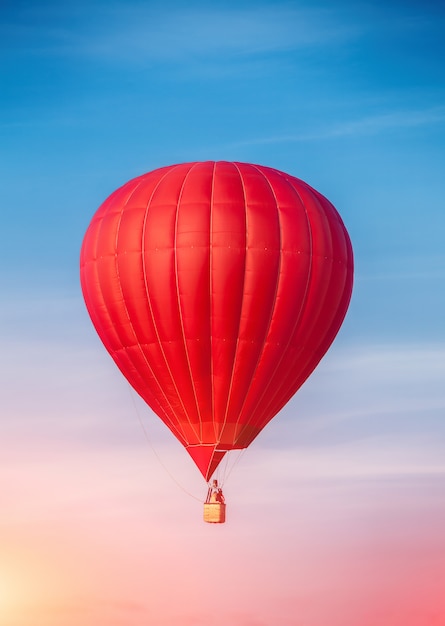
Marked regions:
[80,161,353,523]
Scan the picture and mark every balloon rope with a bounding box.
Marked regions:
[223,448,246,485]
[212,447,245,492]
[127,386,202,502]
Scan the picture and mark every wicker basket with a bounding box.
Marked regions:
[203,502,226,524]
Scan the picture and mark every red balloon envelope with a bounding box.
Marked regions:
[80,162,353,480]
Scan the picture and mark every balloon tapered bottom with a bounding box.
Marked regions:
[203,502,226,524]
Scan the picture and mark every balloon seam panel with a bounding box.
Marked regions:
[139,166,195,444]
[250,179,315,434]
[294,195,353,373]
[105,177,191,444]
[218,162,248,442]
[235,174,315,443]
[209,162,217,445]
[231,163,283,443]
[250,185,346,436]
[173,163,205,443]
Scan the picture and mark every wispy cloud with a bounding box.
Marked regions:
[2,3,357,61]
[252,341,445,480]
[250,437,445,488]
[326,106,445,137]
[316,343,444,418]
[357,253,445,281]
[95,5,356,60]
[229,105,445,147]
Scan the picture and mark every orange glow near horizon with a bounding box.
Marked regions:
[0,540,80,626]
[2,440,445,626]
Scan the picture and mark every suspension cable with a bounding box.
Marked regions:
[223,448,247,486]
[126,385,202,502]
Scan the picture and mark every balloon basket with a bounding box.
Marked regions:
[203,502,226,524]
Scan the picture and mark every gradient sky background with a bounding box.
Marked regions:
[1,1,445,625]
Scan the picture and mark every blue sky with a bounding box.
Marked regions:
[2,0,444,341]
[1,1,445,625]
